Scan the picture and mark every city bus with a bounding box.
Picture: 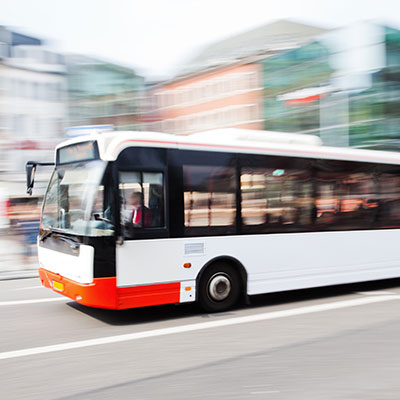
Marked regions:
[28,128,400,312]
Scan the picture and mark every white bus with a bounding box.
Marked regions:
[28,129,400,312]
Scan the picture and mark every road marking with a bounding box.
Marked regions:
[0,298,65,306]
[251,391,280,395]
[0,294,399,361]
[244,385,273,388]
[13,286,44,291]
[356,291,399,296]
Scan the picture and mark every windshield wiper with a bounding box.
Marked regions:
[53,234,80,251]
[39,229,52,243]
[40,230,80,253]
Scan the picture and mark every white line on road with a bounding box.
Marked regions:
[13,286,44,291]
[251,391,280,395]
[244,385,273,388]
[0,294,399,361]
[356,291,399,296]
[0,298,65,306]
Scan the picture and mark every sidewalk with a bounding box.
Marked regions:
[0,234,38,280]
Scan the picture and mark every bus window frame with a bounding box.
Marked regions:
[118,167,169,240]
[177,149,238,238]
[115,147,169,240]
[114,146,170,242]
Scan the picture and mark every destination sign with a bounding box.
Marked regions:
[57,141,99,164]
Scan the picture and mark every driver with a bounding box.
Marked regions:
[128,191,152,227]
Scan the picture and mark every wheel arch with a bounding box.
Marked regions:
[196,255,248,300]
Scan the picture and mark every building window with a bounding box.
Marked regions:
[248,72,258,89]
[250,104,259,120]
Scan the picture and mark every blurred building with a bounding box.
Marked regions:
[147,20,328,135]
[149,63,264,134]
[261,22,400,149]
[0,26,67,196]
[66,55,145,131]
[137,81,164,130]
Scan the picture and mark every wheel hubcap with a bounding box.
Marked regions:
[208,274,231,301]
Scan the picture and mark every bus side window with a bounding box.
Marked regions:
[338,173,378,228]
[241,167,313,232]
[315,163,377,230]
[377,174,400,228]
[183,165,236,232]
[148,183,164,227]
[241,169,267,226]
[315,178,339,227]
[119,171,164,237]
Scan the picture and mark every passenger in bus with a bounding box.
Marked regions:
[129,192,152,228]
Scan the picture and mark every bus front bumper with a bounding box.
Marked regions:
[38,268,184,310]
[38,268,118,309]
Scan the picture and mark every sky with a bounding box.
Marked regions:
[1,0,400,80]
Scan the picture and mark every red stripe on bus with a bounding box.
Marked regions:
[117,282,181,309]
[39,268,181,310]
[39,268,118,309]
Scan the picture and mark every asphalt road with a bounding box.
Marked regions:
[1,277,400,400]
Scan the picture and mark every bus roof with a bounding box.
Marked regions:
[56,129,400,166]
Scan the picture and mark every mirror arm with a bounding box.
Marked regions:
[25,161,54,195]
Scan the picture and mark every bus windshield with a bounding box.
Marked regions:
[42,160,114,237]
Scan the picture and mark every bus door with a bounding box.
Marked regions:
[115,148,176,288]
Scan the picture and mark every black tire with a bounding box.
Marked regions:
[198,262,241,312]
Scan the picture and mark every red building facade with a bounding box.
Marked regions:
[148,62,264,135]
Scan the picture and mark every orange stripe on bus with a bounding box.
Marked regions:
[39,268,181,310]
[39,268,118,309]
[117,282,181,309]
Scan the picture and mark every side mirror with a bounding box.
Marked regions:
[25,161,54,196]
[26,162,37,196]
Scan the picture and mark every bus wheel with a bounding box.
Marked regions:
[198,263,241,312]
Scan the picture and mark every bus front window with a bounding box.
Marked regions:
[42,160,114,237]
